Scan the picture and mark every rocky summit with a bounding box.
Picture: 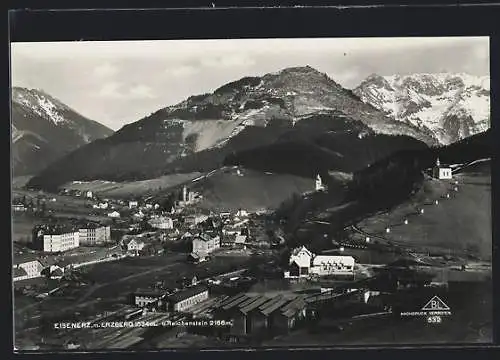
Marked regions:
[353,73,490,145]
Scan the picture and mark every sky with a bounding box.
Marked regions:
[11,37,489,131]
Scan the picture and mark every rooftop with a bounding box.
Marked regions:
[13,267,28,277]
[13,253,40,265]
[167,284,208,304]
[133,288,166,298]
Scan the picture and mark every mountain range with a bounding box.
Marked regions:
[24,67,491,199]
[354,72,490,145]
[11,87,113,176]
[26,66,438,191]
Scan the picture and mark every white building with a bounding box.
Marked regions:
[33,229,80,253]
[79,225,111,246]
[315,174,325,191]
[13,254,44,282]
[309,255,355,276]
[129,200,139,208]
[192,233,220,257]
[284,246,355,278]
[123,238,145,253]
[286,246,315,277]
[185,214,209,227]
[148,216,174,230]
[107,211,121,218]
[85,191,93,199]
[432,158,452,179]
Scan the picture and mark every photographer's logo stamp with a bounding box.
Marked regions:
[400,295,452,323]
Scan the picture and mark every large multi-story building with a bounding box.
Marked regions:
[78,224,111,246]
[192,233,220,257]
[148,216,174,230]
[32,225,80,253]
[12,254,44,282]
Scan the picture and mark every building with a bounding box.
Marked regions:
[309,255,355,276]
[131,289,166,307]
[32,225,80,253]
[284,246,355,278]
[13,254,44,282]
[286,246,314,278]
[432,157,452,179]
[12,204,27,212]
[85,191,93,199]
[78,224,111,246]
[123,238,145,253]
[315,174,325,191]
[148,216,174,230]
[192,233,220,257]
[213,293,308,338]
[107,211,121,218]
[166,284,209,312]
[185,214,209,227]
[129,200,139,208]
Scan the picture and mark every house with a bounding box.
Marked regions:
[148,216,174,230]
[236,209,249,218]
[85,191,93,199]
[107,211,121,218]
[185,214,209,227]
[309,255,355,276]
[32,225,80,253]
[129,200,139,208]
[131,289,166,307]
[285,246,314,278]
[166,284,209,312]
[222,234,236,247]
[13,254,44,281]
[284,246,355,278]
[41,264,65,279]
[192,233,220,257]
[123,238,145,253]
[78,224,111,246]
[133,210,145,219]
[432,157,452,179]
[98,202,109,209]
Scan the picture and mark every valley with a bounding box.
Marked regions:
[11,63,492,350]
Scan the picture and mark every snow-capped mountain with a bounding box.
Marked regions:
[353,73,490,145]
[11,87,113,176]
[27,66,437,191]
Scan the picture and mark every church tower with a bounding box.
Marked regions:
[315,174,325,191]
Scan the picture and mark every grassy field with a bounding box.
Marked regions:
[59,173,203,199]
[189,167,315,212]
[355,170,491,260]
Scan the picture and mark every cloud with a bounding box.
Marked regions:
[165,65,197,77]
[128,84,156,99]
[96,82,156,99]
[200,54,255,69]
[97,82,123,99]
[93,63,119,78]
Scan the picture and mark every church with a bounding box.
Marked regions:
[315,174,326,191]
[432,158,452,180]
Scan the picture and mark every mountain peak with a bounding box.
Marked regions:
[353,72,490,145]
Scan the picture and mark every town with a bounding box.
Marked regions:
[12,158,492,349]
